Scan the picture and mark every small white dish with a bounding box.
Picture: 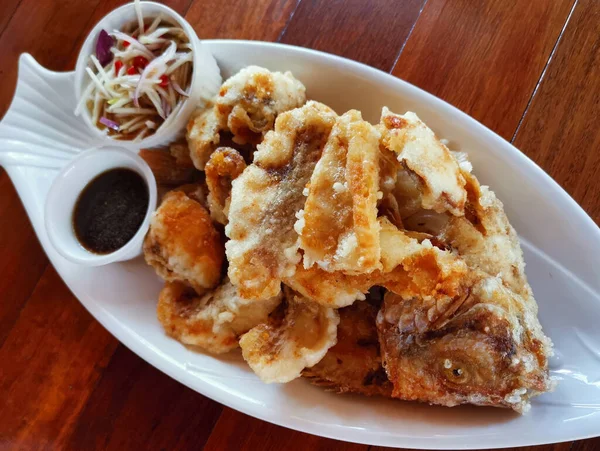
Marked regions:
[74,1,221,150]
[44,146,157,266]
[1,41,600,449]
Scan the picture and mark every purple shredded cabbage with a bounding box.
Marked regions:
[96,30,114,66]
[99,116,120,131]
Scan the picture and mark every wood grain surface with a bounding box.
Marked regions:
[0,0,598,449]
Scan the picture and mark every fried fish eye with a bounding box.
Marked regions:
[440,358,471,386]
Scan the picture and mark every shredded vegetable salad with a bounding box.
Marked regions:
[75,0,193,141]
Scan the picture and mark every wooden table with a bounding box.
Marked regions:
[1,0,598,449]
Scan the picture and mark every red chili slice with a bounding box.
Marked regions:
[133,56,149,69]
[126,66,137,75]
[159,75,169,87]
[114,60,124,75]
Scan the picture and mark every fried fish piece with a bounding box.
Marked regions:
[218,66,307,144]
[158,279,282,354]
[186,66,307,169]
[205,147,247,225]
[225,101,337,300]
[144,191,224,294]
[240,287,339,383]
[379,108,467,216]
[186,105,224,170]
[285,217,469,308]
[299,110,382,274]
[440,169,531,297]
[377,273,554,413]
[400,155,531,298]
[303,300,393,397]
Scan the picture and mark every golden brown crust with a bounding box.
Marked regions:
[186,105,224,170]
[225,102,337,300]
[440,170,532,298]
[205,147,247,225]
[186,66,307,170]
[303,301,393,397]
[285,217,469,309]
[150,97,554,412]
[379,108,467,216]
[157,279,281,354]
[144,191,224,294]
[299,110,382,274]
[378,272,554,413]
[240,287,339,383]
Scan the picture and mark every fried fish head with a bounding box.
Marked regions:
[158,279,282,354]
[299,110,382,274]
[378,275,554,413]
[225,101,337,300]
[379,108,466,216]
[205,147,247,225]
[303,300,393,397]
[240,287,339,383]
[143,190,224,294]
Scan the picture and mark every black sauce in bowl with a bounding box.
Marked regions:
[73,168,149,254]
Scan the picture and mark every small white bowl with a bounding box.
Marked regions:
[45,147,157,266]
[74,1,221,150]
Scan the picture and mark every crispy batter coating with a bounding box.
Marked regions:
[186,105,224,170]
[303,300,393,397]
[240,287,339,383]
[378,272,554,413]
[148,91,554,412]
[379,108,467,216]
[217,66,307,144]
[225,101,337,300]
[285,217,469,308]
[440,169,531,297]
[205,147,247,225]
[186,66,307,169]
[144,191,224,294]
[158,279,282,354]
[299,110,382,274]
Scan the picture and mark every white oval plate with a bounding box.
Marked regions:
[1,40,600,449]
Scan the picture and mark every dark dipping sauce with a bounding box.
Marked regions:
[73,168,149,254]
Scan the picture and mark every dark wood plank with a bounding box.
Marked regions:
[280,0,426,71]
[65,345,222,451]
[0,267,118,450]
[513,0,600,223]
[0,0,21,40]
[204,408,368,451]
[370,444,573,451]
[571,436,600,451]
[0,169,48,347]
[185,0,298,41]
[392,0,575,140]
